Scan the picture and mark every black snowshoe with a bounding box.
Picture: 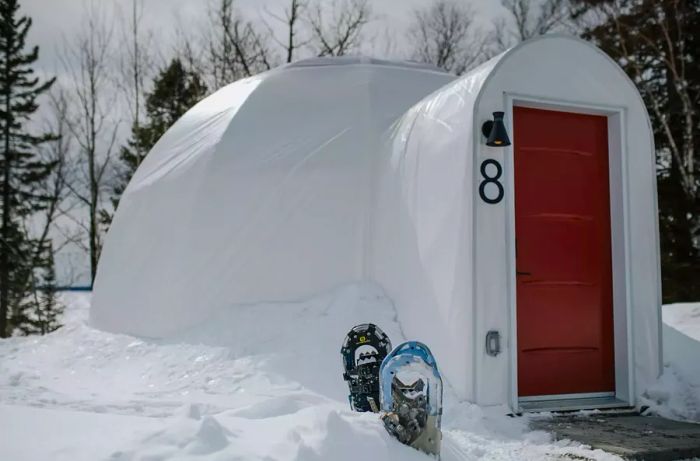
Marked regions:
[340,323,392,412]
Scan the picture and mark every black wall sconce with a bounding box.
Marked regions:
[481,111,511,147]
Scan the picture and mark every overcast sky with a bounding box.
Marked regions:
[20,0,509,286]
[22,0,507,77]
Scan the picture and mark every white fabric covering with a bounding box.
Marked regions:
[93,37,661,409]
[91,59,454,338]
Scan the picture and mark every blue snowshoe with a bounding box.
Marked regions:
[341,323,392,412]
[380,341,443,458]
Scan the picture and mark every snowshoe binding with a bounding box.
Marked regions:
[341,323,392,412]
[380,341,443,458]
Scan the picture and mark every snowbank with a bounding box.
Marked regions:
[0,286,625,460]
[641,303,700,422]
[664,302,700,342]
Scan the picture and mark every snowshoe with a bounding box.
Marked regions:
[380,341,442,458]
[341,323,392,412]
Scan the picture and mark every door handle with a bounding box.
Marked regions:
[516,271,531,276]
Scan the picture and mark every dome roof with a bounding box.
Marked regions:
[284,55,447,73]
[91,57,455,338]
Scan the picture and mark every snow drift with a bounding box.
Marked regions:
[0,289,628,461]
[642,303,700,421]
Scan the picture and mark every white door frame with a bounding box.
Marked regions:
[502,92,635,412]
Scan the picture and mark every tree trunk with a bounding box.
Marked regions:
[89,128,98,285]
[0,25,12,338]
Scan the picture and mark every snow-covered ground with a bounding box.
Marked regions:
[642,302,700,422]
[664,302,700,342]
[1,287,698,461]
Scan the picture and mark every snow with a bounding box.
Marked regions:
[0,285,629,461]
[0,404,163,461]
[641,303,700,422]
[664,303,700,342]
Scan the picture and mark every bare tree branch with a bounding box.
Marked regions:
[32,89,73,267]
[205,0,276,90]
[408,0,491,75]
[263,0,310,63]
[116,0,154,143]
[499,0,569,48]
[599,0,695,197]
[307,0,371,57]
[59,2,118,284]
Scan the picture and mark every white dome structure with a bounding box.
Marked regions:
[92,36,662,412]
[92,56,454,336]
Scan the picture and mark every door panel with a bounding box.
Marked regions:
[514,107,615,397]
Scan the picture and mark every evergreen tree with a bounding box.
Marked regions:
[34,250,62,335]
[14,245,62,335]
[108,58,207,216]
[580,0,700,302]
[0,0,56,337]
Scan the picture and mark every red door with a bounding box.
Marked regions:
[514,107,615,397]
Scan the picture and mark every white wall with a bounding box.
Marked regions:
[374,36,661,408]
[92,62,453,338]
[474,36,661,407]
[372,61,499,401]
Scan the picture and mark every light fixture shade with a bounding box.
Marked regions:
[482,111,511,147]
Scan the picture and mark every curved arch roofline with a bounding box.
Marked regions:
[282,54,448,74]
[472,34,650,123]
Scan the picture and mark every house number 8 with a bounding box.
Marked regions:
[478,159,504,204]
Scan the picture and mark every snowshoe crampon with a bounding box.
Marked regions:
[341,323,392,412]
[380,341,442,458]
